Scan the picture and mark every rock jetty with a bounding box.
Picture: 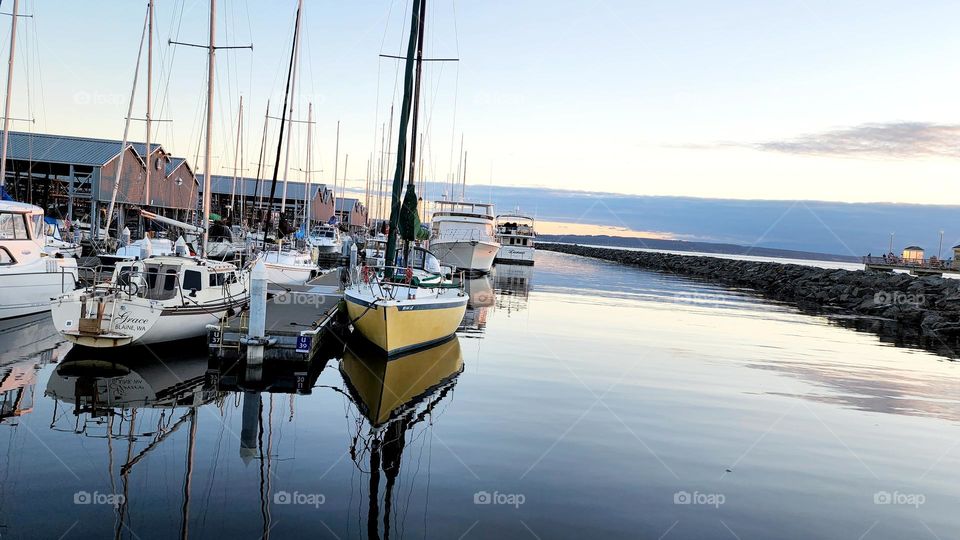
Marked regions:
[540,243,960,346]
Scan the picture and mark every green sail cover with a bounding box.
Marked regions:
[398,185,420,242]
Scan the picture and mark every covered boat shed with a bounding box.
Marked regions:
[198,174,336,226]
[0,131,198,233]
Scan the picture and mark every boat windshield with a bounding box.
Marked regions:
[409,248,442,274]
[0,213,29,240]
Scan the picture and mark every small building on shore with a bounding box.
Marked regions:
[902,246,924,262]
[335,197,368,233]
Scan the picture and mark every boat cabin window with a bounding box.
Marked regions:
[183,269,203,291]
[31,215,43,239]
[209,272,226,287]
[0,213,28,240]
[0,246,14,265]
[142,264,180,300]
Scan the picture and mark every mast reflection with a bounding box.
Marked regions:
[340,334,464,539]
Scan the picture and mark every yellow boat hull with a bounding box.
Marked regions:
[344,291,467,356]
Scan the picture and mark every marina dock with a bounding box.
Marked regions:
[207,270,343,362]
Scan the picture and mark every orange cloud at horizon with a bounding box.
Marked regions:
[536,220,675,240]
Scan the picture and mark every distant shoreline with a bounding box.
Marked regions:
[538,235,860,263]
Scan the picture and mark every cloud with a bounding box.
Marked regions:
[754,122,960,159]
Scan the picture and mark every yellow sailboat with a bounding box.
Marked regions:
[344,0,466,355]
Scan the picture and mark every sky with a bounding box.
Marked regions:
[5,1,960,205]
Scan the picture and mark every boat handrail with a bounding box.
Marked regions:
[433,227,497,243]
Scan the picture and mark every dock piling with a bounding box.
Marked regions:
[247,259,268,365]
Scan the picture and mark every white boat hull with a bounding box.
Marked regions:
[264,261,317,286]
[429,239,499,273]
[51,292,245,347]
[495,244,535,265]
[0,260,78,320]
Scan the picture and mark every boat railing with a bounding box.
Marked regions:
[351,265,465,297]
[434,227,497,243]
[863,255,955,270]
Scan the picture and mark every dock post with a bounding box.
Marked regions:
[121,226,131,247]
[247,259,268,366]
[349,243,357,278]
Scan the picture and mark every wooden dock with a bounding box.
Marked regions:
[207,270,343,362]
[862,256,960,277]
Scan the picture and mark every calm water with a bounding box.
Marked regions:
[2,251,960,539]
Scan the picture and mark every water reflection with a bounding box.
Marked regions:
[1,314,69,425]
[459,275,493,336]
[44,347,219,539]
[340,335,463,539]
[492,264,533,315]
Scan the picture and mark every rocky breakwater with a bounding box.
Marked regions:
[540,243,960,345]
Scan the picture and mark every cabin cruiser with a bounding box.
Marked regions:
[494,213,536,265]
[51,239,249,347]
[262,242,318,286]
[307,223,342,256]
[429,200,500,273]
[345,246,466,355]
[0,201,79,320]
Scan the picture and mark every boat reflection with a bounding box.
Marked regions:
[493,263,533,316]
[340,334,464,538]
[459,275,493,336]
[1,314,69,425]
[44,347,219,539]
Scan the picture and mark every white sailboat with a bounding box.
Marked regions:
[344,0,467,356]
[0,201,78,320]
[50,0,250,348]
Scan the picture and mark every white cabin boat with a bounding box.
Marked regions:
[429,201,500,274]
[0,201,78,320]
[494,213,536,265]
[51,251,249,347]
[307,224,342,256]
[262,245,317,286]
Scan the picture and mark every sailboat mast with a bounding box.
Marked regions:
[0,0,19,188]
[145,0,153,207]
[408,0,427,188]
[264,2,302,243]
[230,96,243,215]
[304,102,313,227]
[106,6,150,238]
[383,0,425,274]
[280,0,303,213]
[201,0,216,256]
[255,100,269,210]
[332,120,340,219]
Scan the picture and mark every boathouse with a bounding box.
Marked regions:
[335,197,368,232]
[198,175,335,226]
[0,131,198,234]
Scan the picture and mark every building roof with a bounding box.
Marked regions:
[198,174,330,200]
[336,197,362,211]
[1,130,155,167]
[903,245,923,250]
